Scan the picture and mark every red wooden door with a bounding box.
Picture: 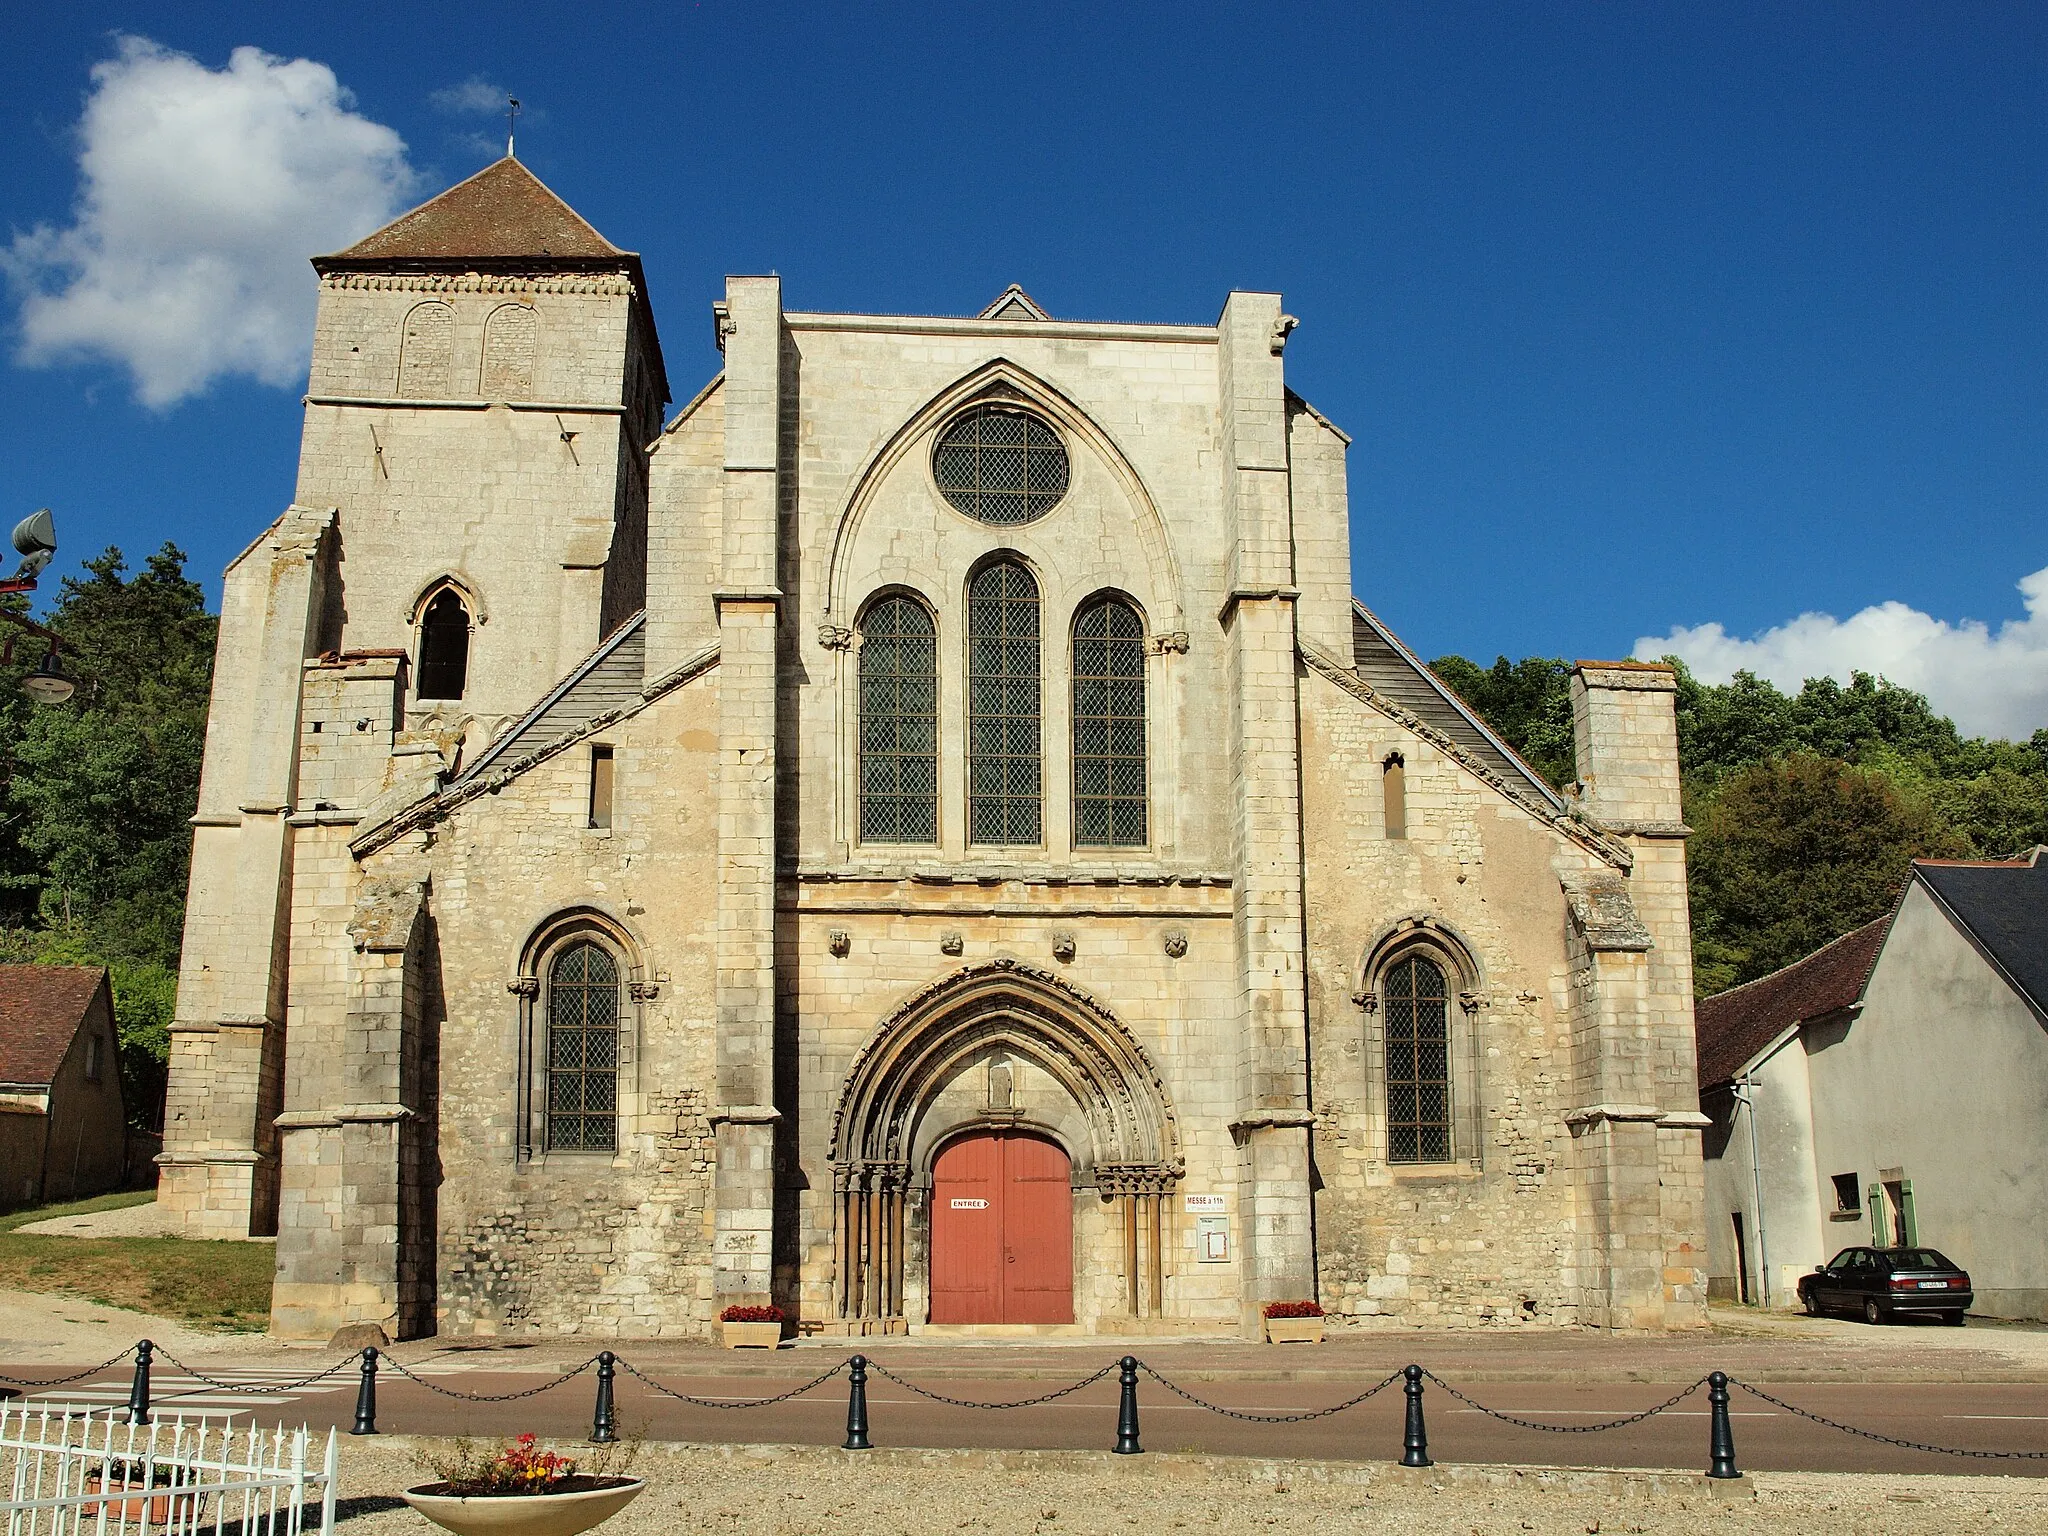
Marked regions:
[930,1132,1073,1324]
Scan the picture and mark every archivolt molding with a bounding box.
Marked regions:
[830,957,1181,1188]
[408,571,489,627]
[822,359,1184,627]
[1355,913,1487,1007]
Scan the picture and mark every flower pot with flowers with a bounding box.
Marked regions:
[1262,1300,1326,1344]
[719,1303,786,1348]
[403,1435,643,1536]
[83,1458,203,1526]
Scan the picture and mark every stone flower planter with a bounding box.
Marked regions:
[1263,1316,1326,1345]
[403,1479,645,1536]
[720,1320,784,1349]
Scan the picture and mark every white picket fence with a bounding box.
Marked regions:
[0,1406,335,1536]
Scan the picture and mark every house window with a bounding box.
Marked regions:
[546,943,619,1152]
[933,405,1069,526]
[967,560,1042,845]
[1383,754,1407,840]
[1831,1173,1861,1213]
[84,1034,103,1083]
[588,745,615,830]
[1385,955,1452,1163]
[858,595,939,843]
[416,589,471,701]
[1072,597,1147,848]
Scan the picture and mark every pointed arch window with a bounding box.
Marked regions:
[546,942,619,1152]
[858,595,939,844]
[1384,955,1452,1163]
[1072,597,1147,847]
[397,301,454,398]
[416,588,472,701]
[967,560,1042,845]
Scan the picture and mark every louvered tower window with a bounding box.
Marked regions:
[1385,955,1452,1163]
[546,942,619,1151]
[967,560,1042,845]
[1072,597,1147,847]
[858,596,939,843]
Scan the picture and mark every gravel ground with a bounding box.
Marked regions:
[326,1439,2048,1536]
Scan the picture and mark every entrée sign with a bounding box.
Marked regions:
[949,1198,990,1209]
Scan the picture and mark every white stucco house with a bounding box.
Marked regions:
[1696,847,2048,1320]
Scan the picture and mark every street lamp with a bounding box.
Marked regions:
[2,509,73,705]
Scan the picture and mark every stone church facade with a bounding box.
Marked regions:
[159,157,1709,1341]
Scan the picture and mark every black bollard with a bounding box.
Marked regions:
[1706,1371,1740,1480]
[125,1340,153,1426]
[1400,1364,1432,1468]
[843,1355,872,1450]
[350,1347,380,1436]
[590,1352,618,1444]
[1113,1356,1142,1455]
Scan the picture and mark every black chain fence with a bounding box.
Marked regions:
[8,1339,2045,1477]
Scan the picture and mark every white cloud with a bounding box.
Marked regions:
[430,76,510,115]
[1637,565,2048,740]
[3,37,415,408]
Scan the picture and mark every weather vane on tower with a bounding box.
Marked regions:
[506,97,521,158]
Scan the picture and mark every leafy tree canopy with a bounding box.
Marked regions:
[0,545,215,1128]
[1429,651,2048,994]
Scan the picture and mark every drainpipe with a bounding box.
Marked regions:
[1736,1078,1772,1309]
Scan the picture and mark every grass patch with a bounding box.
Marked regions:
[0,1193,273,1331]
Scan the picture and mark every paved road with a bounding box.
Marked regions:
[15,1360,2048,1477]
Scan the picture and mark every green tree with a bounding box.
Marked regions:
[1427,654,1577,788]
[1684,754,1967,992]
[0,544,215,1129]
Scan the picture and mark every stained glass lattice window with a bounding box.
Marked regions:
[933,405,1069,526]
[546,942,619,1152]
[967,560,1042,845]
[1384,955,1452,1164]
[859,596,939,843]
[1072,598,1147,847]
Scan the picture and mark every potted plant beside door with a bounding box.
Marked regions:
[1262,1299,1326,1344]
[719,1303,786,1349]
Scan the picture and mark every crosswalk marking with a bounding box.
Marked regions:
[21,1368,355,1417]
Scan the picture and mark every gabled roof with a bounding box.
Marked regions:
[1694,915,1892,1089]
[461,613,647,782]
[0,967,106,1087]
[1350,601,1566,812]
[318,157,627,266]
[979,285,1052,321]
[1915,847,2048,1022]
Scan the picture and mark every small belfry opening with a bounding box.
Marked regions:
[416,588,472,701]
[1383,752,1408,840]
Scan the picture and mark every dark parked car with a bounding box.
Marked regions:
[1797,1247,1972,1325]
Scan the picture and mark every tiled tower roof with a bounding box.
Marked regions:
[318,157,629,267]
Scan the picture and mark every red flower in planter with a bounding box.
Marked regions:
[719,1304,785,1323]
[1262,1300,1324,1319]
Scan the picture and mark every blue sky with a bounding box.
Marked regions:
[4,4,2046,734]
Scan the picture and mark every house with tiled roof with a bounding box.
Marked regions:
[1696,848,2048,1320]
[0,966,129,1205]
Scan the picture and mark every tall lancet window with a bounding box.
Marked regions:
[1384,955,1453,1163]
[1072,597,1147,847]
[858,595,939,843]
[967,559,1042,845]
[546,942,619,1152]
[416,588,471,701]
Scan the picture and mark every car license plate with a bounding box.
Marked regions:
[1916,1280,1946,1288]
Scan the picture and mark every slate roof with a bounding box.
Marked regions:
[1915,847,2048,1021]
[319,157,627,266]
[1350,601,1566,812]
[1693,916,1891,1089]
[0,967,105,1087]
[462,613,646,781]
